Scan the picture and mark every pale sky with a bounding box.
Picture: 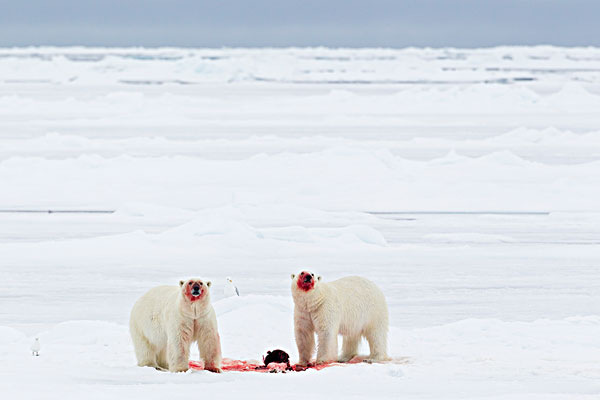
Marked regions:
[0,0,598,47]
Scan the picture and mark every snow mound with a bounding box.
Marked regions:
[0,326,26,343]
[162,211,259,241]
[39,320,128,346]
[159,206,387,246]
[262,225,387,246]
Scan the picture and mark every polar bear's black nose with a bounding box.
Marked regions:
[192,284,201,292]
[304,274,312,283]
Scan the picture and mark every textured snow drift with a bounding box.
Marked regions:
[1,47,599,399]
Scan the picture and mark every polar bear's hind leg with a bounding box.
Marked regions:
[156,347,168,370]
[131,327,158,368]
[339,334,360,362]
[364,326,389,362]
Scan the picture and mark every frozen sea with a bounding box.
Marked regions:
[0,47,599,399]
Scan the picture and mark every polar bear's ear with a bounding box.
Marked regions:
[206,281,211,287]
[179,280,185,287]
[291,273,295,279]
[317,276,322,281]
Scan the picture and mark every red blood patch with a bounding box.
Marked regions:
[189,359,262,372]
[296,272,315,292]
[188,358,361,373]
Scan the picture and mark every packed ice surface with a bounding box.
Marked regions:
[0,47,599,399]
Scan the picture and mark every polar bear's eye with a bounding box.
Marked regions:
[311,274,314,277]
[199,282,203,285]
[188,282,192,285]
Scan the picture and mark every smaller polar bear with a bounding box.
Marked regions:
[130,278,222,373]
[291,271,389,366]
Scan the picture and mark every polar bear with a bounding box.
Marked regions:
[291,271,389,366]
[129,278,222,373]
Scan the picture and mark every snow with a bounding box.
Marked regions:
[0,46,599,399]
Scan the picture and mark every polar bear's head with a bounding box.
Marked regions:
[291,271,321,293]
[179,278,212,302]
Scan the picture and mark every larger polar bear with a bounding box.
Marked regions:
[291,271,389,366]
[129,278,222,372]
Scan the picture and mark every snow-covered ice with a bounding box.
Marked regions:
[0,47,599,399]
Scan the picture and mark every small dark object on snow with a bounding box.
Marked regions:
[261,349,291,370]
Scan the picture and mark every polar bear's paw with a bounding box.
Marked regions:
[363,356,392,364]
[169,366,190,373]
[292,363,312,371]
[337,354,356,363]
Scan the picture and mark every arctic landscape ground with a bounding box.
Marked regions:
[0,47,599,399]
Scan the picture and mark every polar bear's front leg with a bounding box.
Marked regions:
[316,329,338,364]
[294,308,315,366]
[197,322,222,373]
[166,328,191,372]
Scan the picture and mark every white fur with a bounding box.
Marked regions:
[129,279,222,372]
[291,272,389,365]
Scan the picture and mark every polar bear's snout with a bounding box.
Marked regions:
[191,283,202,296]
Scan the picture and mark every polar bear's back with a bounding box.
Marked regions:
[328,276,388,335]
[132,285,178,314]
[328,276,385,300]
[130,285,179,340]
